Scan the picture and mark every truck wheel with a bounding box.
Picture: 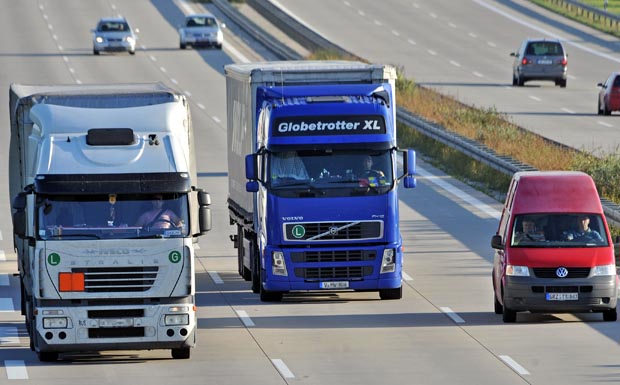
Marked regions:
[180,42,186,49]
[259,270,283,302]
[603,308,617,322]
[37,351,59,362]
[251,242,260,293]
[171,347,191,359]
[494,293,503,314]
[379,286,402,300]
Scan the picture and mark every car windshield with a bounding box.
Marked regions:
[268,149,394,197]
[186,17,216,27]
[38,193,189,240]
[526,42,563,56]
[511,213,609,247]
[98,21,130,32]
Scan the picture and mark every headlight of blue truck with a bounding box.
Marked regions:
[272,251,288,276]
[381,249,396,273]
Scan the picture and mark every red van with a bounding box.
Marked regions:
[492,171,618,322]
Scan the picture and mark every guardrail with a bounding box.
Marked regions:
[543,0,620,30]
[212,0,620,226]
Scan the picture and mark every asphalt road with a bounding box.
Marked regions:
[0,1,619,384]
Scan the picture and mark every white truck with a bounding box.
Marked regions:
[8,83,212,361]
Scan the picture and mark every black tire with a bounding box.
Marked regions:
[37,351,59,362]
[512,75,518,86]
[93,49,100,55]
[603,308,617,322]
[216,44,222,50]
[604,103,612,116]
[171,347,191,359]
[379,286,402,300]
[502,286,516,322]
[180,42,187,49]
[598,100,603,115]
[129,50,135,55]
[259,269,283,302]
[517,76,525,87]
[494,293,503,315]
[251,240,260,294]
[559,78,567,88]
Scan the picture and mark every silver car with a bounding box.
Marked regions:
[178,14,224,50]
[92,17,137,55]
[511,38,567,87]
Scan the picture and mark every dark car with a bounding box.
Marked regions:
[597,72,620,115]
[511,38,567,87]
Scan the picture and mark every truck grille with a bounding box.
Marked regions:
[284,221,382,241]
[294,266,373,280]
[533,267,590,278]
[72,266,158,292]
[291,250,376,263]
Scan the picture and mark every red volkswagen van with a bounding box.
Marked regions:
[491,171,618,322]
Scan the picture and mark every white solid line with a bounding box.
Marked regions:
[0,275,9,286]
[402,272,413,281]
[499,355,530,375]
[0,299,14,312]
[440,307,465,323]
[5,360,28,380]
[272,359,295,378]
[0,251,5,261]
[416,166,501,219]
[0,327,19,345]
[598,121,613,128]
[235,310,255,327]
[208,271,224,284]
[528,95,541,102]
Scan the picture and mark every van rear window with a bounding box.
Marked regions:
[526,42,563,56]
[511,213,608,247]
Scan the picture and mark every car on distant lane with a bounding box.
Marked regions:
[92,17,137,55]
[178,14,224,50]
[597,72,620,115]
[511,38,567,87]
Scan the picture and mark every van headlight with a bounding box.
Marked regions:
[381,249,396,273]
[593,264,616,276]
[272,251,287,276]
[506,265,530,276]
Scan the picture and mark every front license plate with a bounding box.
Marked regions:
[320,281,349,289]
[98,318,134,328]
[546,292,578,301]
[537,59,553,65]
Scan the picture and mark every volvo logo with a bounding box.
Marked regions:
[329,226,339,235]
[556,267,569,278]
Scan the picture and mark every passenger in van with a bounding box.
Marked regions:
[514,218,545,244]
[562,215,604,243]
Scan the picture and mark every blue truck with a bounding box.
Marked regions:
[225,61,416,301]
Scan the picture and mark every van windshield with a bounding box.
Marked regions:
[511,214,609,247]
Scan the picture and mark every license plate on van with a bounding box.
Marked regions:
[537,59,553,65]
[320,281,349,289]
[546,292,578,301]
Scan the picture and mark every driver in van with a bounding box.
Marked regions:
[563,215,603,243]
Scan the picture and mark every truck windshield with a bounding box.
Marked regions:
[268,149,394,197]
[38,193,189,240]
[511,213,609,247]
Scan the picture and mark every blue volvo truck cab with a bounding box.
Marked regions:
[226,61,415,301]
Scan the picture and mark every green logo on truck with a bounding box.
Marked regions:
[47,253,60,266]
[292,225,305,239]
[169,251,182,263]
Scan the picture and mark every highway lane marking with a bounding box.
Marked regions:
[402,272,413,281]
[272,359,295,378]
[0,251,5,261]
[358,10,365,17]
[159,66,167,74]
[450,60,461,67]
[561,108,576,114]
[598,121,613,128]
[0,275,9,286]
[373,20,382,26]
[427,49,437,56]
[235,310,255,327]
[408,39,416,45]
[440,307,465,323]
[392,30,400,37]
[416,166,502,219]
[473,71,484,78]
[0,299,14,312]
[468,32,477,38]
[5,361,28,380]
[499,355,530,375]
[212,116,222,124]
[449,23,457,28]
[197,103,205,110]
[208,271,224,284]
[0,327,19,345]
[0,230,3,240]
[528,95,541,102]
[429,13,438,19]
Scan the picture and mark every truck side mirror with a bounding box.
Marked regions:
[491,234,504,249]
[12,193,27,238]
[245,154,257,180]
[405,149,416,176]
[197,190,212,234]
[246,181,259,192]
[403,176,416,188]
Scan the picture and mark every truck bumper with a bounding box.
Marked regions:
[504,275,618,313]
[33,301,196,353]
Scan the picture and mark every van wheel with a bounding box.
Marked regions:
[512,75,517,86]
[379,286,402,300]
[171,347,190,359]
[517,76,525,87]
[559,78,567,88]
[494,293,503,314]
[502,306,517,323]
[603,308,617,322]
[598,100,603,115]
[604,103,612,116]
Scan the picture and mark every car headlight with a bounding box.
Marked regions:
[95,36,104,43]
[593,264,616,276]
[506,265,530,277]
[125,36,135,44]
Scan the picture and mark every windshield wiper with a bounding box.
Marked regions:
[47,234,101,239]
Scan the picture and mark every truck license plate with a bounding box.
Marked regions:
[320,281,349,289]
[546,292,578,301]
[98,318,134,328]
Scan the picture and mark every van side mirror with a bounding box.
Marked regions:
[491,234,504,249]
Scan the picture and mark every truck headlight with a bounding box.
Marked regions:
[380,249,396,273]
[164,314,189,326]
[43,317,68,329]
[506,265,530,276]
[272,251,287,276]
[593,264,616,276]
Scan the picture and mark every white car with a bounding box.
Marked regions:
[92,17,137,55]
[179,14,224,50]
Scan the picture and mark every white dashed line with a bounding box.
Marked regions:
[598,121,613,127]
[208,271,224,284]
[184,91,192,97]
[499,355,530,375]
[468,32,477,38]
[440,307,465,323]
[0,251,5,261]
[5,361,28,380]
[427,50,437,56]
[358,10,365,17]
[373,20,382,26]
[149,55,157,62]
[473,71,484,78]
[402,272,413,281]
[450,60,461,67]
[0,327,20,345]
[272,359,295,378]
[0,299,14,312]
[429,13,438,19]
[159,66,167,73]
[449,22,457,28]
[528,95,542,102]
[392,30,400,37]
[235,310,255,327]
[171,79,178,85]
[212,116,221,124]
[407,39,416,45]
[487,41,497,48]
[197,103,205,110]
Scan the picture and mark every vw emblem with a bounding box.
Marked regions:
[329,226,339,235]
[556,267,569,278]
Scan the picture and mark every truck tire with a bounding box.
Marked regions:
[37,351,59,362]
[379,286,402,300]
[494,293,503,315]
[259,270,283,302]
[171,347,191,359]
[251,241,260,293]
